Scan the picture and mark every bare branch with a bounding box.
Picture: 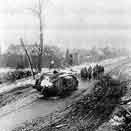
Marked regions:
[38,0,51,13]
[26,7,40,17]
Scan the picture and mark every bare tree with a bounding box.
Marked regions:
[27,0,49,72]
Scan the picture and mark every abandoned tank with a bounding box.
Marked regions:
[33,71,79,97]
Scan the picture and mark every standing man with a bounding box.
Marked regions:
[69,54,73,66]
[88,66,92,80]
[49,60,55,70]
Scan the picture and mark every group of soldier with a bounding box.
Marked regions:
[80,64,105,80]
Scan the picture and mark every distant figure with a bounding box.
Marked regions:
[80,67,88,80]
[92,64,104,79]
[87,66,92,80]
[49,60,55,69]
[69,54,73,66]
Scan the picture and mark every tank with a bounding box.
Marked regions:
[33,71,79,97]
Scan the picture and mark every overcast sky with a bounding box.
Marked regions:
[0,0,131,52]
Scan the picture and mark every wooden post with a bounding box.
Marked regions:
[20,38,35,79]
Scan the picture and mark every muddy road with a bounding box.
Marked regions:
[0,80,91,131]
[0,57,131,131]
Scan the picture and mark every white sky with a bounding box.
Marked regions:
[0,0,131,52]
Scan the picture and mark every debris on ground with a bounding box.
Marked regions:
[13,74,127,131]
[0,69,38,84]
[0,84,35,108]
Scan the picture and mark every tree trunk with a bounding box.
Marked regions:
[38,8,43,73]
[38,33,43,72]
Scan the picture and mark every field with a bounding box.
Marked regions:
[0,56,131,131]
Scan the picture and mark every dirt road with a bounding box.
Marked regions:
[0,80,91,131]
[0,57,130,131]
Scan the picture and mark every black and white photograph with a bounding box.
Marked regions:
[0,0,131,130]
